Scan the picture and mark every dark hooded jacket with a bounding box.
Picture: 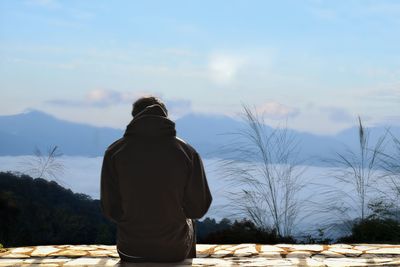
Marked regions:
[100,104,212,262]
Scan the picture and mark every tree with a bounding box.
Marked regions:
[201,219,295,244]
[338,200,400,243]
[0,172,116,247]
[19,145,64,182]
[196,217,232,243]
[217,105,308,238]
[0,191,20,245]
[320,117,387,235]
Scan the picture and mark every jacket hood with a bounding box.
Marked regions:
[124,104,176,137]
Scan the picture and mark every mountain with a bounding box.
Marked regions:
[0,110,398,165]
[175,113,341,162]
[0,110,122,156]
[175,113,251,157]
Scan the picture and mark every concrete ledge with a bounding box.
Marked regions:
[1,244,400,266]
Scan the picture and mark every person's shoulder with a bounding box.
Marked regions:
[105,137,126,155]
[174,136,199,156]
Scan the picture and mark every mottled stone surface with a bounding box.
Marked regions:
[0,244,400,266]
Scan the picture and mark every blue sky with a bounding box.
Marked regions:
[0,0,399,134]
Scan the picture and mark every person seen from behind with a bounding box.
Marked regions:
[100,96,212,263]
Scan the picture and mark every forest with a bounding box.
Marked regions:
[0,171,399,248]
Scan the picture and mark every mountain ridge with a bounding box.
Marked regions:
[0,110,398,165]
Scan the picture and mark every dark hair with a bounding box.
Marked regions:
[131,96,168,117]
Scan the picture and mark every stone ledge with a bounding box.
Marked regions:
[0,244,400,266]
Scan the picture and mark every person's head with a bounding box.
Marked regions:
[131,96,168,117]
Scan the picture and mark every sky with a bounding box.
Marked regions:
[0,0,399,134]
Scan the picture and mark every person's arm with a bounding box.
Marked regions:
[100,150,123,223]
[183,151,212,219]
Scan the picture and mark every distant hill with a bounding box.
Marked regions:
[0,110,398,165]
[175,113,341,163]
[0,110,121,156]
[0,171,116,247]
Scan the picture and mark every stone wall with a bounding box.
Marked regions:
[1,244,400,266]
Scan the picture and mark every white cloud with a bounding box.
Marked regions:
[208,54,245,85]
[84,89,150,106]
[256,101,300,120]
[206,48,275,87]
[86,89,121,105]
